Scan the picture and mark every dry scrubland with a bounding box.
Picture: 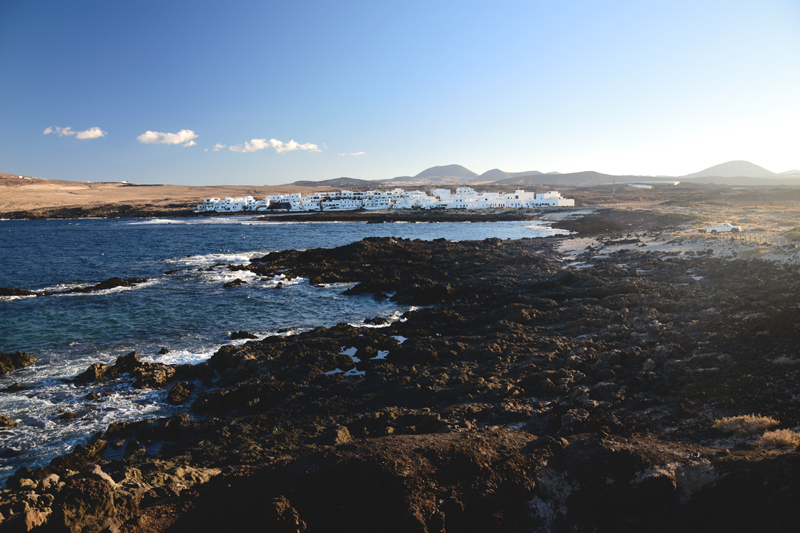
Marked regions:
[0,174,319,219]
[5,176,800,531]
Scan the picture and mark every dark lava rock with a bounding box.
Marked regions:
[364,317,389,325]
[59,411,77,421]
[167,382,195,405]
[94,276,148,291]
[0,351,35,376]
[0,287,35,297]
[171,430,538,533]
[74,351,184,389]
[231,330,258,340]
[1,382,28,393]
[40,277,148,296]
[223,279,248,289]
[158,347,171,355]
[0,415,17,428]
[12,214,800,532]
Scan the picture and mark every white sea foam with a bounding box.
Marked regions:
[166,251,265,267]
[203,270,258,284]
[143,347,218,366]
[0,294,37,302]
[128,218,189,225]
[521,223,571,236]
[129,217,257,226]
[350,309,406,328]
[317,282,358,289]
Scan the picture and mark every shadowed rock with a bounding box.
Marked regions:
[0,351,35,376]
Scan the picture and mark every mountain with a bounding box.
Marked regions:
[290,177,381,188]
[779,169,800,177]
[478,169,512,182]
[414,164,478,180]
[478,169,543,181]
[510,170,543,177]
[494,171,661,187]
[684,160,776,178]
[413,164,479,181]
[384,165,480,184]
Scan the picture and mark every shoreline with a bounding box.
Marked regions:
[3,208,800,530]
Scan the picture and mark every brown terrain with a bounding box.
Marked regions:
[5,171,800,220]
[0,174,320,219]
[3,176,800,531]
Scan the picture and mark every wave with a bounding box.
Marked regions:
[44,278,161,298]
[128,219,189,225]
[1,279,160,301]
[164,251,266,269]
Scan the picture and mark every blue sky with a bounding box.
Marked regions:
[1,0,798,185]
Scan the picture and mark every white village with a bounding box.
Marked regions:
[195,187,575,213]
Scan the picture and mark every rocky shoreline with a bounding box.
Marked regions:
[3,209,800,531]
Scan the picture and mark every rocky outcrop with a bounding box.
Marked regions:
[166,382,195,405]
[0,352,35,377]
[223,279,247,289]
[73,351,202,389]
[0,287,35,297]
[230,331,257,340]
[51,277,148,295]
[10,209,800,531]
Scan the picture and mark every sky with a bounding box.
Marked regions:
[1,0,799,185]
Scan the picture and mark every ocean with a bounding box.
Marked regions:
[0,215,565,484]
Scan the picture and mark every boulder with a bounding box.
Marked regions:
[0,352,35,377]
[167,382,195,405]
[0,287,35,297]
[231,331,258,340]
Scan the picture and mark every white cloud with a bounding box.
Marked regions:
[229,139,270,153]
[229,138,321,154]
[338,151,366,157]
[212,143,226,152]
[46,126,73,136]
[137,129,198,147]
[44,126,106,139]
[76,127,106,139]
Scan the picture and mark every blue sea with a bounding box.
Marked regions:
[0,215,566,484]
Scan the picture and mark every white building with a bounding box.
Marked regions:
[195,188,574,213]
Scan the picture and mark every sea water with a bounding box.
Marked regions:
[0,216,566,483]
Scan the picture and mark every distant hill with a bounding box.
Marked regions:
[385,164,477,183]
[290,177,381,188]
[415,164,478,180]
[478,169,542,181]
[493,171,660,187]
[684,160,776,178]
[287,161,800,189]
[478,169,512,182]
